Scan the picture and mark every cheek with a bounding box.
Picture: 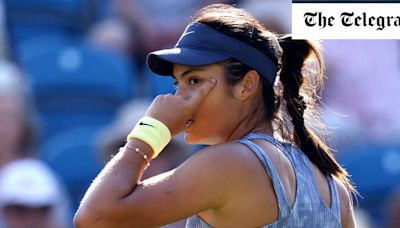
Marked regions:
[186,90,238,144]
[197,87,230,121]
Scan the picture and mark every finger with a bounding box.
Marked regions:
[186,78,217,108]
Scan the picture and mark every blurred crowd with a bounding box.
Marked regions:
[0,0,398,228]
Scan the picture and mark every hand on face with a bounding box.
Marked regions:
[145,78,216,136]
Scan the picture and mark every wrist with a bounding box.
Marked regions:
[127,116,172,158]
[124,140,153,167]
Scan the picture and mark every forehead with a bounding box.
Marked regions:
[172,63,224,79]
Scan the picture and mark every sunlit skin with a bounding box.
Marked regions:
[74,63,355,228]
[172,63,272,145]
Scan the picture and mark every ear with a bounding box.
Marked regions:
[232,70,260,101]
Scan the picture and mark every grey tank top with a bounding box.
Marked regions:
[186,133,342,228]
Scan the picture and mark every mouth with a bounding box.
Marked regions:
[186,119,194,129]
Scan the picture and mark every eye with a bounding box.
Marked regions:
[189,78,200,85]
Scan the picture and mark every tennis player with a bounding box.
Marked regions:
[74,4,356,228]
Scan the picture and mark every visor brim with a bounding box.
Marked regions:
[146,47,230,76]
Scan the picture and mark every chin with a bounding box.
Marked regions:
[184,132,205,145]
[183,132,221,145]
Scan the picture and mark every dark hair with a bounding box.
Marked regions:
[192,4,356,195]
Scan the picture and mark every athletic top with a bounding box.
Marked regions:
[185,132,342,228]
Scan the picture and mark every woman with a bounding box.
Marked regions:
[74,4,356,228]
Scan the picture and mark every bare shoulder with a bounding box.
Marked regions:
[183,141,260,179]
[181,141,267,191]
[189,141,254,164]
[332,176,356,228]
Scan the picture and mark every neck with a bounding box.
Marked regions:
[224,92,274,143]
[225,114,273,142]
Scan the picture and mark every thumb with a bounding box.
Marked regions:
[186,78,217,109]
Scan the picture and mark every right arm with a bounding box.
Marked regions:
[74,141,252,227]
[74,78,244,227]
[335,177,356,228]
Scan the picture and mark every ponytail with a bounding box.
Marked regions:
[278,35,356,195]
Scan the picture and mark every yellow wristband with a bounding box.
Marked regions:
[127,116,171,158]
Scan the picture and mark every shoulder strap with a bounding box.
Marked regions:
[238,136,291,218]
[245,133,291,157]
[244,132,277,145]
[327,175,341,221]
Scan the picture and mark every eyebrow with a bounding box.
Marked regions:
[173,68,205,79]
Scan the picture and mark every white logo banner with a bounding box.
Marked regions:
[292,3,400,39]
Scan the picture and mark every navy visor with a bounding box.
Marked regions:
[146,23,278,84]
